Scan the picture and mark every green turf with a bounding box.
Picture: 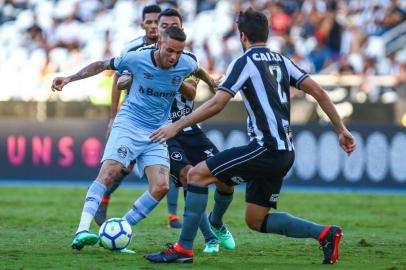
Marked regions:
[1,186,405,270]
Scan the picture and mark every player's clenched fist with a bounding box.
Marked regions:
[51,77,71,92]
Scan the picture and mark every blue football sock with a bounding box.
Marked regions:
[166,178,179,215]
[124,191,158,226]
[178,184,208,250]
[260,212,325,239]
[199,213,217,242]
[182,190,216,242]
[209,189,233,229]
[76,180,106,234]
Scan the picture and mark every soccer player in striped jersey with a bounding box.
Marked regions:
[146,8,356,264]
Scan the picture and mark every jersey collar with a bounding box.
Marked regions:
[245,44,267,53]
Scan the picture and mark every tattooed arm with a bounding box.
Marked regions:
[51,60,113,92]
[193,67,217,94]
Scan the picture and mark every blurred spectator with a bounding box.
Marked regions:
[291,51,314,73]
[196,0,217,14]
[0,0,405,103]
[359,57,379,102]
[74,0,104,23]
[53,13,82,51]
[266,2,292,35]
[380,0,406,33]
[22,14,48,55]
[337,56,355,75]
[309,37,333,73]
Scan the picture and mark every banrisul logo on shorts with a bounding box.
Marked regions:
[117,146,128,159]
[138,86,176,98]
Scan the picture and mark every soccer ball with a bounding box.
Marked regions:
[99,218,132,250]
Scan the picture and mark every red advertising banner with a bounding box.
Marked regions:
[1,119,405,189]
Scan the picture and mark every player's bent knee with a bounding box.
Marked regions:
[179,165,192,186]
[245,218,262,232]
[186,167,201,185]
[97,169,121,186]
[150,183,170,199]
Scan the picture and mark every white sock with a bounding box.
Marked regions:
[76,181,106,235]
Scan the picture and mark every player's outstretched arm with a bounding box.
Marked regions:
[179,79,198,101]
[299,76,356,155]
[51,60,112,92]
[105,72,121,138]
[150,91,232,143]
[193,67,217,93]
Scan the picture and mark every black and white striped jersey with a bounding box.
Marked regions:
[169,92,201,135]
[121,36,147,55]
[219,45,309,151]
[168,50,201,135]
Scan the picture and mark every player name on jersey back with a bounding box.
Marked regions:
[251,52,282,62]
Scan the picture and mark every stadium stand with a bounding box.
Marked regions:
[0,0,405,118]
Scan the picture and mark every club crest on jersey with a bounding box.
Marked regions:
[171,152,182,161]
[117,146,128,159]
[172,75,182,86]
[230,176,245,184]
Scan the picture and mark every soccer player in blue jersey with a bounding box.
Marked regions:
[97,8,225,253]
[106,4,161,135]
[95,4,184,230]
[51,26,198,252]
[95,3,162,227]
[145,8,356,264]
[97,8,214,230]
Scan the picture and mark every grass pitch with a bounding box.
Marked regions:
[1,185,406,270]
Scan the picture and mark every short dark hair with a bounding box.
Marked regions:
[236,8,269,43]
[142,4,162,20]
[158,8,183,24]
[162,26,186,42]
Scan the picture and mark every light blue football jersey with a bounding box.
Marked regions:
[110,48,198,131]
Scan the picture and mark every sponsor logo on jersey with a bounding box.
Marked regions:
[171,152,182,161]
[169,107,191,119]
[138,86,176,98]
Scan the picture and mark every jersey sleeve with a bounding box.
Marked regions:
[109,53,132,74]
[182,51,198,76]
[281,55,309,89]
[218,56,249,97]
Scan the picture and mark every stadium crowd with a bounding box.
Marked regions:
[1,0,406,102]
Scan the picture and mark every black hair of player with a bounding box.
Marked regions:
[142,4,162,20]
[158,8,183,24]
[162,26,186,42]
[236,8,269,43]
